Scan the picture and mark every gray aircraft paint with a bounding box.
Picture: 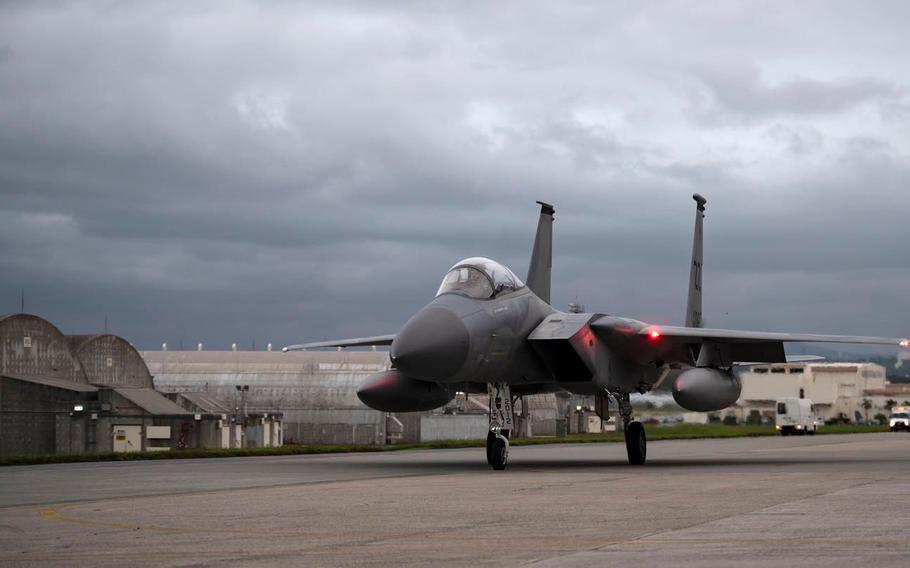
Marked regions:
[686,194,706,328]
[671,367,742,412]
[391,283,555,386]
[526,201,554,305]
[356,370,455,412]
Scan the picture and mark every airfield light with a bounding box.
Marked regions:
[900,339,909,348]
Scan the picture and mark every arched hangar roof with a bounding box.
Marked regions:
[66,334,153,388]
[0,313,84,384]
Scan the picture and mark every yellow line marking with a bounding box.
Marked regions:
[39,505,185,533]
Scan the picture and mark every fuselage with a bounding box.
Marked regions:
[390,287,556,385]
[359,256,665,411]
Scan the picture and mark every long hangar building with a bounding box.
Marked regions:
[145,349,561,445]
[146,349,393,445]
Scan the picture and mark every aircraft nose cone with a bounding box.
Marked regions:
[391,307,469,380]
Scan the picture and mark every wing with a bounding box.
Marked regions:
[282,334,396,352]
[735,354,826,366]
[591,316,908,366]
[643,325,907,346]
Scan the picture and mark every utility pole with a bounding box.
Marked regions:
[20,288,25,313]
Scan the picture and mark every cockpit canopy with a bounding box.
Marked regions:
[435,257,525,300]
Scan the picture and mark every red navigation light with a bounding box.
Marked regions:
[649,329,661,341]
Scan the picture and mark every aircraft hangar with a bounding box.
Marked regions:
[0,313,264,456]
[146,349,392,445]
[145,349,561,445]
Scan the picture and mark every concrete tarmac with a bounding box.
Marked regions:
[0,432,909,566]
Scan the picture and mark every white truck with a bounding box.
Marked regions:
[776,397,818,436]
[890,406,910,432]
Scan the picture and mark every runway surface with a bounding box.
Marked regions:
[1,432,909,566]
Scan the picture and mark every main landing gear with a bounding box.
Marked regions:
[487,383,513,470]
[614,391,646,465]
[484,385,646,469]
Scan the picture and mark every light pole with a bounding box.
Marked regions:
[235,384,250,417]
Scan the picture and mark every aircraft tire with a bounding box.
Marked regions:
[486,431,495,466]
[625,421,646,465]
[489,437,508,470]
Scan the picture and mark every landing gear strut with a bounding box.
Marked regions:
[487,383,513,470]
[615,391,646,465]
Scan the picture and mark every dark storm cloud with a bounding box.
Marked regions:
[1,1,908,350]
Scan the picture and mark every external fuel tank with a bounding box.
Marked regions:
[672,367,741,412]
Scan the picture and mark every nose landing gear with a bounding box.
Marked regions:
[486,430,509,470]
[487,383,513,470]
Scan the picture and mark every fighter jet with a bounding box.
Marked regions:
[285,196,908,470]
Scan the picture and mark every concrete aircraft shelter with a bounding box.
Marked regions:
[0,314,95,455]
[0,314,239,456]
[67,333,154,388]
[0,314,84,384]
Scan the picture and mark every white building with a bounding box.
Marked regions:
[737,362,888,422]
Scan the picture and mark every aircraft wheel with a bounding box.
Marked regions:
[489,436,508,470]
[808,428,816,436]
[625,421,646,465]
[486,431,496,466]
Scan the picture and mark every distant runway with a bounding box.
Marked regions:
[1,432,909,567]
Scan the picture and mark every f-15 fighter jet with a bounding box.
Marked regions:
[285,196,908,470]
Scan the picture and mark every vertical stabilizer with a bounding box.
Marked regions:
[686,194,706,328]
[527,200,555,304]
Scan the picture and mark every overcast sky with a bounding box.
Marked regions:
[1,1,908,351]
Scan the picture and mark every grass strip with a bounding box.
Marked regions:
[0,423,890,466]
